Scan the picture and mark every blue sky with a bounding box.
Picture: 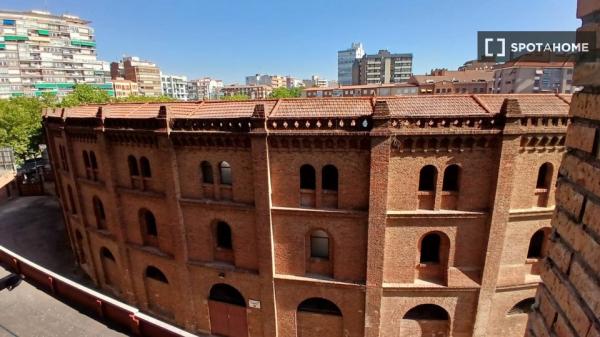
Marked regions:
[6,0,579,83]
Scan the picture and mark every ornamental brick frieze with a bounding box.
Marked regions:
[170,118,252,133]
[267,136,370,152]
[391,135,498,153]
[266,117,372,133]
[389,117,501,131]
[519,134,566,152]
[105,131,159,148]
[171,134,251,149]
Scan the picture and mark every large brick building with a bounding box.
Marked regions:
[44,94,570,337]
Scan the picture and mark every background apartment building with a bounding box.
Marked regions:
[353,49,413,85]
[111,56,161,97]
[220,84,272,99]
[493,58,576,94]
[245,74,287,88]
[187,77,223,100]
[0,10,112,98]
[303,83,418,97]
[409,69,494,94]
[337,42,365,85]
[110,77,138,98]
[160,73,188,100]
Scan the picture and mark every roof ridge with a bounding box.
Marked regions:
[472,94,492,114]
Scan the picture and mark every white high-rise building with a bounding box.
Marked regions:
[160,73,188,100]
[337,42,365,85]
[0,10,112,99]
[187,77,223,100]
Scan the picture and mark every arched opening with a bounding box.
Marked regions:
[100,247,117,289]
[536,163,553,189]
[127,155,139,176]
[140,156,151,178]
[527,230,546,259]
[90,151,99,180]
[209,284,248,337]
[508,298,535,315]
[144,266,172,318]
[322,165,338,191]
[67,185,77,214]
[216,221,232,249]
[82,150,91,179]
[92,196,106,230]
[300,164,316,190]
[75,230,86,264]
[401,304,450,337]
[139,209,158,247]
[418,165,437,210]
[201,161,214,184]
[219,161,232,185]
[442,165,460,192]
[297,298,343,337]
[417,232,450,285]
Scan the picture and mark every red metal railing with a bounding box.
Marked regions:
[0,246,198,337]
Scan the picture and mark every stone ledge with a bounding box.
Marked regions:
[274,273,365,289]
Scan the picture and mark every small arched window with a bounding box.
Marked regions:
[300,164,316,190]
[145,266,168,283]
[508,298,536,315]
[298,298,342,316]
[90,151,98,169]
[420,233,441,263]
[536,163,553,189]
[404,304,449,320]
[209,284,246,307]
[100,247,115,261]
[140,157,151,178]
[322,165,338,191]
[128,155,139,176]
[201,161,214,184]
[527,230,546,258]
[83,150,90,169]
[419,165,437,191]
[140,209,157,236]
[310,229,330,259]
[92,196,106,229]
[219,161,232,185]
[216,221,232,249]
[67,185,77,214]
[442,164,460,192]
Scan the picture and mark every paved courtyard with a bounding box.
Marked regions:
[0,196,127,337]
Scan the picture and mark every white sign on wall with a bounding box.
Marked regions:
[248,299,261,309]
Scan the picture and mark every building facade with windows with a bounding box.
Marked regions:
[221,84,272,99]
[493,60,576,94]
[161,73,188,100]
[187,77,224,100]
[303,83,418,98]
[110,77,138,98]
[409,69,494,95]
[111,56,161,97]
[0,10,111,98]
[353,49,413,85]
[44,94,569,337]
[338,42,365,85]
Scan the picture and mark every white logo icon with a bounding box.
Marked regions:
[484,38,506,57]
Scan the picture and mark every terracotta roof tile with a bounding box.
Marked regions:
[271,98,373,118]
[475,94,571,115]
[386,95,489,116]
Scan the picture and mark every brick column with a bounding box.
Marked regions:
[527,2,600,336]
[364,100,391,337]
[472,99,522,337]
[249,104,278,337]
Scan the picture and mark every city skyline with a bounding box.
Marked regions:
[5,0,580,83]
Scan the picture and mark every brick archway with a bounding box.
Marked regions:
[208,283,248,337]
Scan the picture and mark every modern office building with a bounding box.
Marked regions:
[110,77,138,98]
[493,59,576,94]
[220,84,272,99]
[353,49,413,85]
[45,93,569,337]
[111,56,161,97]
[409,69,494,95]
[337,42,365,85]
[0,10,112,98]
[161,73,188,100]
[187,77,223,100]
[303,83,418,98]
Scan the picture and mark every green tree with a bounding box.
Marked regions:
[0,97,44,164]
[60,84,111,107]
[269,87,303,98]
[221,94,250,101]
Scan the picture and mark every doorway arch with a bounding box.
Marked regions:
[208,283,248,337]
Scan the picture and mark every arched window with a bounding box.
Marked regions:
[92,196,106,229]
[82,150,90,172]
[219,161,232,185]
[442,164,460,192]
[527,230,546,258]
[310,229,329,259]
[216,221,232,249]
[300,164,316,190]
[128,155,139,176]
[420,233,441,263]
[140,157,151,178]
[140,209,157,237]
[508,298,536,315]
[403,304,449,320]
[419,165,437,191]
[90,152,98,170]
[100,247,115,261]
[209,283,245,307]
[75,230,86,264]
[201,161,214,184]
[67,185,77,214]
[536,163,553,189]
[322,165,339,191]
[298,298,342,316]
[145,266,168,283]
